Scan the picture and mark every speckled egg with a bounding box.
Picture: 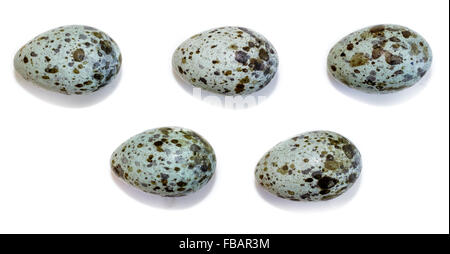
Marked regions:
[255,131,362,201]
[111,127,216,197]
[14,25,121,95]
[173,26,278,95]
[328,24,431,93]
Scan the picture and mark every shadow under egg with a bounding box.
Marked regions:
[14,69,122,108]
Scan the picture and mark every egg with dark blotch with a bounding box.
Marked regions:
[14,25,121,95]
[328,24,432,93]
[255,131,362,201]
[173,26,278,95]
[111,127,216,197]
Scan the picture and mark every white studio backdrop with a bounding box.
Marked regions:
[0,0,448,233]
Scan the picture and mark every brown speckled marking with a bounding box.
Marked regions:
[235,51,249,64]
[349,53,369,67]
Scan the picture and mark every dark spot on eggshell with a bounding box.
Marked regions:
[369,25,385,35]
[44,66,58,74]
[347,173,357,183]
[342,144,355,159]
[410,43,420,56]
[93,73,103,80]
[258,48,269,61]
[112,164,124,178]
[100,40,113,54]
[384,51,403,65]
[372,47,384,59]
[72,49,85,62]
[349,53,369,67]
[318,176,338,189]
[235,51,250,64]
[249,58,265,71]
[401,30,412,38]
[417,68,427,77]
[190,144,201,152]
[312,171,322,179]
[389,37,401,42]
[177,181,187,187]
[234,84,245,94]
[92,32,103,39]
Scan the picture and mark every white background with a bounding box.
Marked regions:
[0,0,448,234]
